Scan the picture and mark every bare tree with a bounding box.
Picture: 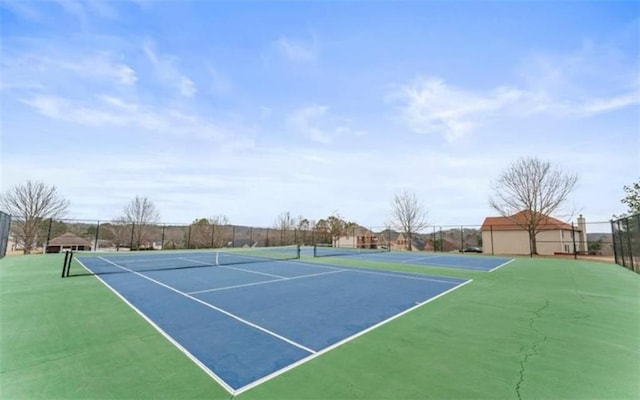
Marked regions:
[0,180,69,254]
[274,211,296,230]
[104,217,131,251]
[122,196,160,250]
[389,190,429,251]
[489,156,578,255]
[274,212,297,246]
[209,215,229,248]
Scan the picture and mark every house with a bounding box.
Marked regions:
[481,211,585,256]
[392,233,408,250]
[335,227,384,249]
[46,232,92,253]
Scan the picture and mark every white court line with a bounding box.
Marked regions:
[97,257,317,356]
[399,255,442,263]
[77,255,473,395]
[489,258,516,272]
[233,278,474,395]
[407,261,494,271]
[73,258,235,394]
[344,267,465,285]
[188,269,347,295]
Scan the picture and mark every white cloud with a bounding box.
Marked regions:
[142,39,197,97]
[273,35,318,63]
[1,1,43,20]
[19,94,248,143]
[288,105,332,144]
[179,76,197,97]
[207,65,233,94]
[392,76,638,141]
[581,92,640,114]
[287,105,367,144]
[1,50,137,89]
[392,78,524,141]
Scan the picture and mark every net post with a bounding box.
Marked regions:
[296,244,301,259]
[313,244,317,257]
[61,251,69,278]
[65,251,73,277]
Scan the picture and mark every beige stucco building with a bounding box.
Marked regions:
[481,211,586,256]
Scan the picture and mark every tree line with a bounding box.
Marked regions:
[2,157,638,255]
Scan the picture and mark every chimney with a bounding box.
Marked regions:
[577,214,587,252]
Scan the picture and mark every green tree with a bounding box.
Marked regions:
[314,219,330,244]
[620,179,640,216]
[188,218,211,248]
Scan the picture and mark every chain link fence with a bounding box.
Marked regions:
[611,214,640,273]
[2,215,618,262]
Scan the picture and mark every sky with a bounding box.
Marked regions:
[1,1,639,229]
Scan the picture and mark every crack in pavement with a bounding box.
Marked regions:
[515,299,550,400]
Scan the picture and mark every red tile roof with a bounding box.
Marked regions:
[481,211,580,232]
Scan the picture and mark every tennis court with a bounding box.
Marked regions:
[72,248,469,394]
[2,252,639,399]
[312,245,514,271]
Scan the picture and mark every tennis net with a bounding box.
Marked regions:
[313,244,390,258]
[62,245,301,277]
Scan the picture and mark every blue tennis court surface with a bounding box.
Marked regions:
[315,250,514,271]
[76,252,469,395]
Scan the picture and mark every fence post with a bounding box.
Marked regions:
[617,220,626,268]
[572,222,577,260]
[611,220,618,265]
[460,226,464,251]
[130,223,135,250]
[232,226,236,248]
[635,215,640,273]
[187,225,192,249]
[432,226,436,252]
[625,218,634,272]
[94,221,100,252]
[161,225,166,250]
[43,218,53,254]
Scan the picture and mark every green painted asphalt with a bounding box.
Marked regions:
[1,253,638,399]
